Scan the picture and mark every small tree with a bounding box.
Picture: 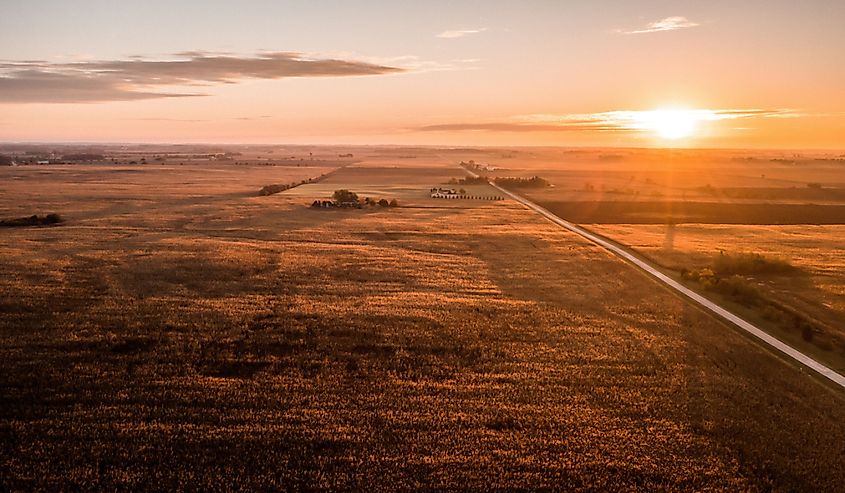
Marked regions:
[389,199,399,207]
[378,198,389,207]
[333,189,358,204]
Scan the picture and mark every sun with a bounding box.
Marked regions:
[638,109,699,140]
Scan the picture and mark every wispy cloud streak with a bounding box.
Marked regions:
[436,28,487,39]
[620,16,700,34]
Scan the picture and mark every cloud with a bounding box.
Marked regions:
[621,16,700,34]
[436,28,487,39]
[416,109,802,133]
[0,52,404,103]
[0,70,202,103]
[417,122,630,133]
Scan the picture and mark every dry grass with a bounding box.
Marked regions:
[1,160,845,490]
[590,224,845,369]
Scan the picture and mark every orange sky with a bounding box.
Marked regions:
[1,1,843,149]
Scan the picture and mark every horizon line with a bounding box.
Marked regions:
[1,141,844,153]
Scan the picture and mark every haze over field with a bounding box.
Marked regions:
[1,0,844,148]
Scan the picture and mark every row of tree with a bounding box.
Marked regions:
[259,175,327,196]
[448,176,488,185]
[493,176,550,188]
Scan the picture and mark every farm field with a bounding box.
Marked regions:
[0,162,339,222]
[480,150,845,224]
[2,157,845,490]
[473,148,845,375]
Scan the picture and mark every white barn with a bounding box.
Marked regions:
[430,188,461,199]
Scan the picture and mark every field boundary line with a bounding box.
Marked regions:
[468,169,845,390]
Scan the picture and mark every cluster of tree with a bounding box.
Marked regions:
[493,176,550,188]
[260,183,292,196]
[448,176,488,185]
[332,189,358,203]
[459,159,501,170]
[312,190,398,209]
[0,154,12,166]
[362,197,399,207]
[0,213,63,228]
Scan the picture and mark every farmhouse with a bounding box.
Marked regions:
[430,187,461,199]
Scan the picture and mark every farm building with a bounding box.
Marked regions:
[430,187,461,199]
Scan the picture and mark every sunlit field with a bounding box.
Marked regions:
[589,224,845,370]
[478,147,845,374]
[2,155,845,490]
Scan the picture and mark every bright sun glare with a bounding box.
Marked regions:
[638,109,700,140]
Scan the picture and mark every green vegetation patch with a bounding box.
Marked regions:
[681,252,831,347]
[682,268,764,307]
[681,252,799,307]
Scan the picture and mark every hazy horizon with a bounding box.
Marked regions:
[3,141,845,153]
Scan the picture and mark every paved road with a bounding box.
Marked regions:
[476,173,845,390]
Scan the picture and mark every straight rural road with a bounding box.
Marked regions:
[471,170,845,390]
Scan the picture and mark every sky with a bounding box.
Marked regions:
[1,0,844,148]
